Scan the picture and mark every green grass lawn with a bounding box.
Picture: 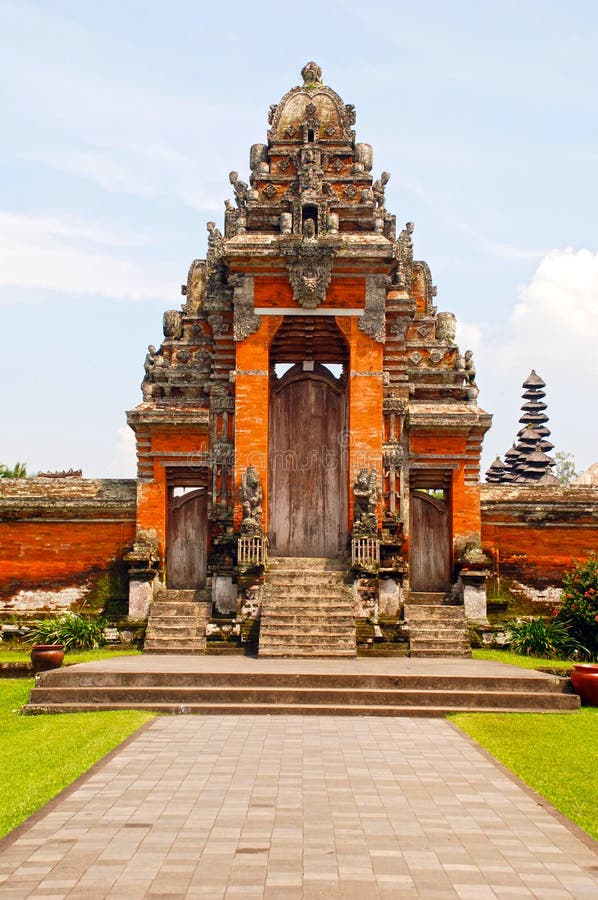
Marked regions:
[452,708,598,840]
[0,647,141,665]
[0,679,153,838]
[472,648,574,671]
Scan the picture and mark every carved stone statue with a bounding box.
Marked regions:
[229,171,248,209]
[464,349,477,386]
[207,221,223,249]
[372,171,390,209]
[240,466,263,536]
[353,467,378,536]
[302,217,316,241]
[144,345,157,380]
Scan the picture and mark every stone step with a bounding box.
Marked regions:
[23,702,581,716]
[405,605,465,619]
[149,603,204,617]
[410,649,472,659]
[35,669,574,694]
[410,640,471,651]
[154,589,204,602]
[27,685,579,710]
[260,616,354,637]
[260,590,351,602]
[268,557,345,570]
[407,592,448,605]
[146,623,205,639]
[265,574,346,587]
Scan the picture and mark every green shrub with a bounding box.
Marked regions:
[26,614,107,651]
[555,555,598,661]
[507,617,578,659]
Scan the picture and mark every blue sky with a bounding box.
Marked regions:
[1,0,597,477]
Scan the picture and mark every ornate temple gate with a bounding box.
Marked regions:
[409,486,451,593]
[268,364,347,557]
[167,487,208,589]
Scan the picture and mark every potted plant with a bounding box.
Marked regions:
[29,642,65,673]
[570,663,598,705]
[26,613,107,672]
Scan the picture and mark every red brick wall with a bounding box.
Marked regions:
[481,484,598,586]
[0,479,136,612]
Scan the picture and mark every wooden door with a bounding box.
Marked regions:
[409,491,451,592]
[269,366,347,557]
[167,488,207,589]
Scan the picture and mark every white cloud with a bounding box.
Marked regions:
[512,248,598,360]
[101,426,137,479]
[478,248,598,471]
[0,211,175,301]
[455,320,483,356]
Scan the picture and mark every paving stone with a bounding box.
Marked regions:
[0,715,596,898]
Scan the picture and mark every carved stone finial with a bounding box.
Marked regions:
[301,61,322,86]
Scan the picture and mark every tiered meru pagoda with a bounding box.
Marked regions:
[486,370,559,485]
[125,63,492,646]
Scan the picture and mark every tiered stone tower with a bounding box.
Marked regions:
[486,370,558,485]
[126,63,492,651]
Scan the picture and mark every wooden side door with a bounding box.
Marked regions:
[409,491,451,592]
[167,488,207,589]
[269,366,347,557]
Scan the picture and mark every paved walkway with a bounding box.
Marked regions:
[1,716,596,899]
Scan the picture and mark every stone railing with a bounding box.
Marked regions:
[237,535,267,567]
[351,537,380,569]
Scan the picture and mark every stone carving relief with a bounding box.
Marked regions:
[353,468,378,537]
[231,274,260,342]
[163,310,182,339]
[240,466,263,536]
[359,275,389,343]
[280,236,338,309]
[390,318,410,339]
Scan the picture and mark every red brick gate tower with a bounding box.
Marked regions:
[126,63,492,650]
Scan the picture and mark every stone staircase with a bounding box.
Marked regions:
[405,592,471,658]
[144,588,209,654]
[24,661,580,715]
[258,557,356,658]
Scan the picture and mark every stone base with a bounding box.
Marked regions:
[128,578,156,620]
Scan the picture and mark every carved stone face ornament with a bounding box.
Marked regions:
[281,240,337,310]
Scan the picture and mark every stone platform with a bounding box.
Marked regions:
[24,656,580,716]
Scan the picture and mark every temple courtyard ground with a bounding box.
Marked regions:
[1,701,597,898]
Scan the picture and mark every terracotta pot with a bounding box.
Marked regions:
[30,644,65,673]
[570,663,598,706]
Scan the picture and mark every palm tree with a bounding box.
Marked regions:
[0,462,27,479]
